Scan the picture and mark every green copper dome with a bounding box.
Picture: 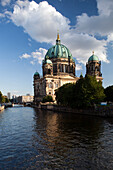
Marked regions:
[45,59,52,64]
[45,34,73,60]
[34,71,40,76]
[88,54,99,62]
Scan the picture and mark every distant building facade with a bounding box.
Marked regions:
[7,92,11,100]
[17,95,33,103]
[33,34,103,102]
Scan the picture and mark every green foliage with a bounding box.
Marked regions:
[5,98,9,103]
[55,75,105,108]
[42,95,53,103]
[0,91,9,103]
[0,91,5,103]
[55,83,74,106]
[104,85,113,102]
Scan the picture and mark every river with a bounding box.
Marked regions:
[0,106,113,169]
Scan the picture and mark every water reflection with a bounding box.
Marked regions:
[33,109,113,169]
[0,107,113,169]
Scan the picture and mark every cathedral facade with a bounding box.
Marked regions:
[33,34,103,102]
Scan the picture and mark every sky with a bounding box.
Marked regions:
[0,0,113,97]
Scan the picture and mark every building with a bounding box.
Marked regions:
[86,51,103,81]
[33,33,79,102]
[12,95,18,103]
[33,34,103,102]
[7,92,11,100]
[17,95,33,103]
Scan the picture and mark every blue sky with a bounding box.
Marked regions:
[0,0,113,97]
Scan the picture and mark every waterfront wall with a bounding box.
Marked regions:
[33,104,113,118]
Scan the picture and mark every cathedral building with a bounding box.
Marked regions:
[33,34,103,102]
[33,33,79,102]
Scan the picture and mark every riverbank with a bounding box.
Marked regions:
[32,103,113,118]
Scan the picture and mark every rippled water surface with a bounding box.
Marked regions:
[0,107,113,169]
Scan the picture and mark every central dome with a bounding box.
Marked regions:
[45,34,73,60]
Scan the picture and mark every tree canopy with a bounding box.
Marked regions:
[42,95,53,103]
[104,85,113,102]
[0,91,5,103]
[55,75,105,108]
[0,91,9,103]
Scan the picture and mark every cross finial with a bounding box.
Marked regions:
[56,30,61,44]
[57,29,60,40]
[92,51,94,55]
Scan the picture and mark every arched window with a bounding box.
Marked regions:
[63,65,66,73]
[48,69,51,74]
[48,83,53,88]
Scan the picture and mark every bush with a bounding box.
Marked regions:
[42,95,53,103]
[104,85,113,102]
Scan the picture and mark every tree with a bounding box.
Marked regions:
[42,95,53,103]
[55,75,105,108]
[56,83,74,106]
[104,85,113,102]
[73,75,105,108]
[0,91,5,103]
[5,97,9,103]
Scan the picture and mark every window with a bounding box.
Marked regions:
[48,69,51,74]
[53,64,57,73]
[63,65,66,73]
[66,65,68,73]
[60,64,63,72]
[49,83,52,88]
[56,84,58,88]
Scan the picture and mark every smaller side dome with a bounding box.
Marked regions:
[45,59,52,64]
[34,71,40,76]
[88,54,99,62]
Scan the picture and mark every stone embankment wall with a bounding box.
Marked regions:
[33,103,113,118]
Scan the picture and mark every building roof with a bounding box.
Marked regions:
[45,33,73,60]
[34,71,40,76]
[88,54,99,62]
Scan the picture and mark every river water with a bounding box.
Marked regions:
[0,106,113,169]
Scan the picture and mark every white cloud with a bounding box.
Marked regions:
[20,48,47,65]
[107,33,113,42]
[97,0,113,16]
[5,0,113,65]
[76,64,83,71]
[0,13,5,18]
[62,32,108,64]
[6,0,69,44]
[1,0,11,6]
[76,0,113,37]
[20,53,31,59]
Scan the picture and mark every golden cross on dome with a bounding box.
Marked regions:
[57,29,60,40]
[92,51,94,55]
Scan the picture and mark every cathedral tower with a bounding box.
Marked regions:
[86,52,103,81]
